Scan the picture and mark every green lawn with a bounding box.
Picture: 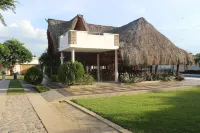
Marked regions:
[0,75,24,80]
[73,87,200,133]
[7,80,25,94]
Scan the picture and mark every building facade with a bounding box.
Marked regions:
[0,57,39,75]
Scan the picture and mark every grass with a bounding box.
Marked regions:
[34,85,50,93]
[0,75,24,80]
[73,87,200,133]
[7,80,25,94]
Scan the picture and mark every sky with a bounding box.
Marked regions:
[0,0,200,56]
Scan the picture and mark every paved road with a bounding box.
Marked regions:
[0,80,10,123]
[184,74,200,78]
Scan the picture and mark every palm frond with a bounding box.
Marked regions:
[0,0,18,26]
[0,13,6,26]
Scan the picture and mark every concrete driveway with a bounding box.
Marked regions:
[41,78,200,102]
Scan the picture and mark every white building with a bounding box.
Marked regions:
[0,57,39,75]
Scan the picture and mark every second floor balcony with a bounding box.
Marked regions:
[59,30,119,52]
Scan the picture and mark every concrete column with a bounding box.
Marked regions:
[60,52,64,65]
[97,54,100,81]
[115,50,118,82]
[71,49,75,62]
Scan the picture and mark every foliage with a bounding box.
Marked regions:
[34,85,50,93]
[119,72,131,83]
[182,70,200,74]
[1,71,6,75]
[73,87,200,133]
[0,39,32,73]
[51,75,59,82]
[44,66,52,77]
[82,74,94,85]
[39,52,60,77]
[39,52,51,69]
[0,43,10,63]
[175,73,185,81]
[119,70,177,83]
[58,61,85,85]
[74,61,85,82]
[195,53,200,67]
[24,67,43,85]
[0,0,17,26]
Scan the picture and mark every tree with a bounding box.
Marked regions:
[0,43,10,63]
[0,39,32,73]
[195,53,200,67]
[39,52,51,68]
[0,0,17,26]
[39,51,60,77]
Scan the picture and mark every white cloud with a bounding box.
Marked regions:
[0,20,47,56]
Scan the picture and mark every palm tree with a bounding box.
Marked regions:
[0,0,17,26]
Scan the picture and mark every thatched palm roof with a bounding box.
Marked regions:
[48,15,116,51]
[47,15,194,65]
[108,17,194,65]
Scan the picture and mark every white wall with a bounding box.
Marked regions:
[59,33,68,51]
[59,30,119,52]
[13,64,20,73]
[157,64,200,72]
[187,64,200,71]
[22,57,39,65]
[76,31,117,49]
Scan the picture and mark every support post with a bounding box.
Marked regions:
[60,52,64,65]
[97,54,100,81]
[115,50,118,82]
[71,49,75,62]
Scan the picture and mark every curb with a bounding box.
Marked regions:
[65,100,132,133]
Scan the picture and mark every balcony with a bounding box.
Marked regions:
[59,30,119,52]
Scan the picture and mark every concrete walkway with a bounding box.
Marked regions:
[21,82,89,133]
[0,80,47,133]
[21,81,120,133]
[53,101,119,133]
[0,80,9,121]
[41,78,200,102]
[0,95,47,133]
[0,80,120,133]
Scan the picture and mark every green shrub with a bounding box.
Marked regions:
[74,61,85,82]
[119,73,130,83]
[44,66,51,77]
[58,61,85,85]
[34,85,50,93]
[51,75,58,82]
[24,67,43,85]
[175,73,185,81]
[82,74,94,85]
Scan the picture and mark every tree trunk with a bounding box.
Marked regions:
[10,64,14,76]
[150,66,153,73]
[155,65,158,74]
[176,64,180,74]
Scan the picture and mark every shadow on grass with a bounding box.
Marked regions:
[8,80,25,94]
[7,88,25,94]
[109,90,200,133]
[75,88,200,133]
